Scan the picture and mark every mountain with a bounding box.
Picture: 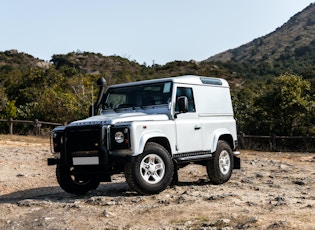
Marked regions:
[0,50,50,70]
[50,52,142,75]
[1,3,314,82]
[204,3,315,65]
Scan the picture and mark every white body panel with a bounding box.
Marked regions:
[68,75,238,156]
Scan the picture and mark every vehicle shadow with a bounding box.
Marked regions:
[0,182,132,204]
[0,179,212,204]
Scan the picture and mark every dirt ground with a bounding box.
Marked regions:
[0,135,314,230]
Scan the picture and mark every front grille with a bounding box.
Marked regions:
[65,125,105,154]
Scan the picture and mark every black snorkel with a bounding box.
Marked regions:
[89,77,106,116]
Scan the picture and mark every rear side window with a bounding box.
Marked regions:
[175,87,196,112]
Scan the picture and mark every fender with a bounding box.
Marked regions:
[212,128,233,152]
[133,130,169,156]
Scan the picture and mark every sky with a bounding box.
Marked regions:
[1,0,314,65]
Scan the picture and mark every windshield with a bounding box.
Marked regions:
[102,81,173,109]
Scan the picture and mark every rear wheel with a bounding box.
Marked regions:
[124,142,173,195]
[207,140,233,184]
[56,164,100,195]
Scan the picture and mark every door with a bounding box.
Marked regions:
[174,86,203,153]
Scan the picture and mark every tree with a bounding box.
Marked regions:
[254,73,314,135]
[4,100,17,119]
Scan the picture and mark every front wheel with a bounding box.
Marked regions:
[56,164,100,195]
[124,142,174,195]
[207,140,233,184]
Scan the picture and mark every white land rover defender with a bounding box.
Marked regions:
[48,75,240,195]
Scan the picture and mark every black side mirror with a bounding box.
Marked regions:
[177,96,188,113]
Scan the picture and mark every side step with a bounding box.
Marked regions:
[173,153,212,163]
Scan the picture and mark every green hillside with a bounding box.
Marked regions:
[0,4,314,136]
[204,3,315,77]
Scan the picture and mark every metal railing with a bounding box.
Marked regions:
[0,118,65,136]
[238,133,315,152]
[0,118,314,152]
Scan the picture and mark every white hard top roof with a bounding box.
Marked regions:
[109,75,229,88]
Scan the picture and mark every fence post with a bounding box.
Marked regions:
[33,119,41,136]
[271,134,277,152]
[238,132,245,149]
[304,135,309,152]
[8,117,13,135]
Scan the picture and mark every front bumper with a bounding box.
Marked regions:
[47,157,60,165]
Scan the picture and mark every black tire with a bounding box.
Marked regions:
[124,142,174,195]
[56,164,100,195]
[207,140,233,184]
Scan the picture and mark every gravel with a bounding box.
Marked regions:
[0,135,314,229]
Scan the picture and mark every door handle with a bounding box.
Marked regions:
[194,125,201,130]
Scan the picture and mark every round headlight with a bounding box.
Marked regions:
[114,131,124,143]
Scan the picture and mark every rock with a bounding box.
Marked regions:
[103,210,116,218]
[63,203,80,209]
[206,219,231,228]
[158,199,170,205]
[17,199,46,207]
[131,196,143,204]
[86,196,107,206]
[275,196,285,202]
[292,180,305,186]
[273,196,287,206]
[105,200,118,206]
[237,216,258,229]
[177,195,187,204]
[279,163,290,170]
[267,221,286,229]
[256,173,263,178]
[246,201,256,206]
[241,178,254,184]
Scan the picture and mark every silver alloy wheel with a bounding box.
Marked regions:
[140,154,165,184]
[218,150,231,175]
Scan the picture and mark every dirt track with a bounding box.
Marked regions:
[0,135,314,229]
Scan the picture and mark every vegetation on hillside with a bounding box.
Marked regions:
[0,5,314,135]
[0,50,314,136]
[234,73,314,136]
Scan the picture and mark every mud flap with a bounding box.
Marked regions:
[234,156,241,169]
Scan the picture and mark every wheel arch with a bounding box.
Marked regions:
[219,134,234,150]
[212,128,234,152]
[146,137,172,156]
[135,131,172,156]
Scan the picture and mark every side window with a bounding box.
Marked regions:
[175,87,196,112]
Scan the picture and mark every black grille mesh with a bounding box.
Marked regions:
[65,126,103,153]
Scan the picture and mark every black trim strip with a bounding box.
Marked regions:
[173,151,212,163]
